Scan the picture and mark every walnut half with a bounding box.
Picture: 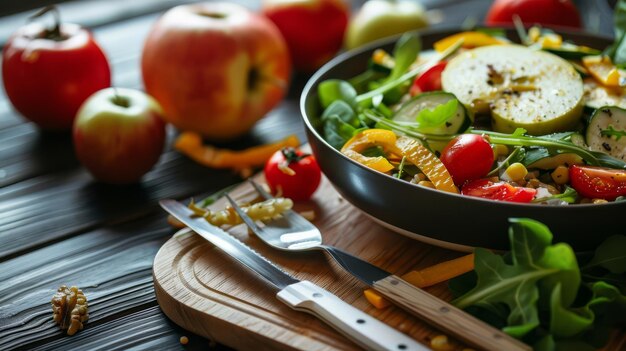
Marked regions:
[51,285,89,336]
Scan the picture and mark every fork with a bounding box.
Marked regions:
[224,180,530,351]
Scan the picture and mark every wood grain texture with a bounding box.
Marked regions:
[154,178,471,350]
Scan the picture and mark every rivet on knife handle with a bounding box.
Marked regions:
[277,281,429,351]
[373,276,531,351]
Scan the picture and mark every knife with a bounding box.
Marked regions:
[241,180,531,351]
[160,199,428,351]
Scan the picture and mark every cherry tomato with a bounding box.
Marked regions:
[264,147,322,201]
[485,0,581,29]
[462,179,537,203]
[569,165,626,201]
[440,134,494,186]
[2,6,111,130]
[409,61,447,96]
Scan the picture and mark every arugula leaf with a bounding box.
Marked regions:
[584,235,626,274]
[387,33,421,82]
[452,218,579,338]
[318,79,357,109]
[452,219,574,338]
[415,99,458,127]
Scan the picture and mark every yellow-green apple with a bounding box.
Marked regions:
[141,2,291,141]
[262,0,349,72]
[73,87,166,184]
[345,0,428,50]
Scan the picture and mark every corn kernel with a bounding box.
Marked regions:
[418,180,435,189]
[528,27,541,43]
[493,144,509,158]
[430,335,454,351]
[503,162,528,182]
[551,166,569,184]
[593,198,608,204]
[372,49,391,65]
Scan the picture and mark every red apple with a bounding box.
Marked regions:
[2,6,110,130]
[141,2,290,141]
[73,88,166,184]
[262,0,349,72]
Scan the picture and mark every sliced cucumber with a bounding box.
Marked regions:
[392,91,471,135]
[442,45,584,135]
[583,77,626,110]
[586,106,626,161]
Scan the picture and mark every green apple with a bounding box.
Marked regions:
[345,0,428,50]
[73,87,166,184]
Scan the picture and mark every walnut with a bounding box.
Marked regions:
[51,285,89,335]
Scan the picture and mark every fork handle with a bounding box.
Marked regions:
[277,281,429,351]
[372,276,531,351]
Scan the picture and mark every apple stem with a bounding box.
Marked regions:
[28,5,63,41]
[111,88,130,108]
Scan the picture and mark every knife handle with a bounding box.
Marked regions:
[277,280,429,351]
[373,275,531,351]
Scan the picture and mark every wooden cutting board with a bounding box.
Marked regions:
[153,175,468,350]
[153,176,625,351]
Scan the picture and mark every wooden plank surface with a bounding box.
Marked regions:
[0,0,621,350]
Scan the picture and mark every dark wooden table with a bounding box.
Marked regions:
[0,1,615,350]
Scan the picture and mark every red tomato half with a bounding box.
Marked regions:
[440,134,494,186]
[410,61,447,96]
[485,0,581,29]
[462,179,537,203]
[264,147,322,201]
[569,165,626,201]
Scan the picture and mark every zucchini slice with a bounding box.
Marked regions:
[442,45,584,135]
[392,91,471,135]
[586,106,626,161]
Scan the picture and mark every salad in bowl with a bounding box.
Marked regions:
[300,26,625,250]
[315,26,626,206]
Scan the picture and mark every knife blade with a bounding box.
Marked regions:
[160,199,428,351]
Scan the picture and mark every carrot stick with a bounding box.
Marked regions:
[364,254,475,309]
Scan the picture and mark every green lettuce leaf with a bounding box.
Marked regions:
[318,79,357,109]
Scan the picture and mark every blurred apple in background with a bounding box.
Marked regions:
[73,88,166,184]
[2,6,110,131]
[262,0,349,72]
[485,0,582,29]
[345,0,428,50]
[141,2,291,141]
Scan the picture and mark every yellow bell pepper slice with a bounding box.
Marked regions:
[433,31,505,52]
[392,137,459,193]
[582,55,626,87]
[341,129,397,173]
[341,129,459,193]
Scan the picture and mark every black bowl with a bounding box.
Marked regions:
[300,27,619,251]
